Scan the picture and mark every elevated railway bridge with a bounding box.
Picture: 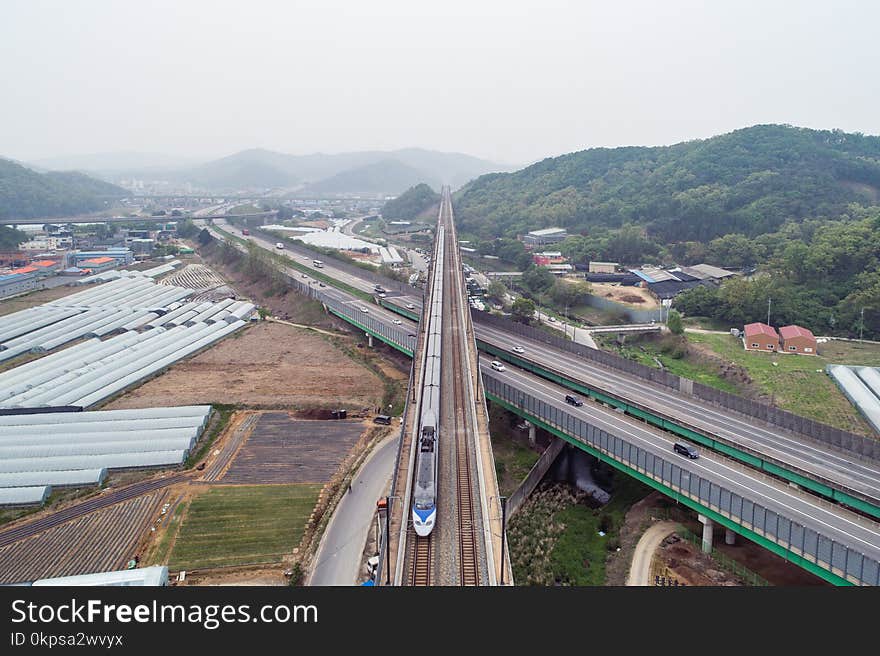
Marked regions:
[203,199,880,586]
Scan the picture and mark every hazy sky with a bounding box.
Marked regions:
[2,0,879,165]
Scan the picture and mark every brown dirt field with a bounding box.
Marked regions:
[589,282,659,309]
[176,567,288,586]
[102,321,384,410]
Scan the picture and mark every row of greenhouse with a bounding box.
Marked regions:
[0,406,212,506]
[826,365,880,433]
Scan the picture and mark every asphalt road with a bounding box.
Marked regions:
[477,323,880,505]
[481,356,880,566]
[220,220,880,508]
[308,435,398,586]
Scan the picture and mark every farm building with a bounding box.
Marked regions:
[779,325,818,355]
[744,322,779,352]
[589,261,618,273]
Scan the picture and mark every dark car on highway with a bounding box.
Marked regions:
[564,394,583,407]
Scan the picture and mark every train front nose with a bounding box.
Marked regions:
[413,506,436,536]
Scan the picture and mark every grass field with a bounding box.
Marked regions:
[167,484,321,570]
[509,474,651,586]
[599,334,740,394]
[686,333,878,434]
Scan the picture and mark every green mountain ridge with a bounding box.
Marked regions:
[453,124,880,242]
[0,158,128,220]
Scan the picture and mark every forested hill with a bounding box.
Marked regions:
[454,125,880,241]
[381,183,440,220]
[0,158,127,219]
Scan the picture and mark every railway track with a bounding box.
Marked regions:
[0,473,188,549]
[443,202,480,587]
[409,531,433,585]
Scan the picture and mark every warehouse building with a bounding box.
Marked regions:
[744,322,779,352]
[589,261,619,274]
[522,227,567,248]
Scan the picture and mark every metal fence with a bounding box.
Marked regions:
[473,310,880,462]
[482,371,879,586]
[673,524,771,586]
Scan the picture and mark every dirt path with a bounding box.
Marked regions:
[626,521,679,586]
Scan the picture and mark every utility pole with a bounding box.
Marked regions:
[384,496,391,585]
[499,496,508,585]
[860,307,865,343]
[767,297,772,326]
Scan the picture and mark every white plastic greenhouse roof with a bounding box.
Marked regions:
[32,565,169,587]
[0,450,188,474]
[827,365,880,433]
[0,469,107,488]
[0,485,50,506]
[0,406,211,426]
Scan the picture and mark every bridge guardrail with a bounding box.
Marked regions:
[473,310,880,462]
[482,370,879,586]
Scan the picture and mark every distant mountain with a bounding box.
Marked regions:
[0,158,127,220]
[303,160,436,195]
[32,151,199,174]
[139,148,510,193]
[454,124,880,242]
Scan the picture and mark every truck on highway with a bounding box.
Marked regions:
[275,242,285,249]
[312,259,324,268]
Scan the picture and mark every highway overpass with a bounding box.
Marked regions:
[202,211,880,586]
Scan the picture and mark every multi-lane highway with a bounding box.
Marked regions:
[480,355,880,569]
[200,205,880,583]
[476,323,880,507]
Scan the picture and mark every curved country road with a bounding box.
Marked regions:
[626,521,679,586]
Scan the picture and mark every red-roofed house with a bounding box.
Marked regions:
[743,322,779,352]
[80,256,117,273]
[779,325,817,355]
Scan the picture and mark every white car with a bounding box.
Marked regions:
[547,316,557,323]
[359,306,369,313]
[406,303,416,310]
[512,346,525,354]
[490,361,506,372]
[392,319,402,325]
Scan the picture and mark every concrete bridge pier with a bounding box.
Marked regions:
[725,528,736,545]
[366,333,374,348]
[525,421,536,447]
[698,514,713,553]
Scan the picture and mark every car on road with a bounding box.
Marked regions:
[406,303,416,310]
[673,442,699,459]
[547,316,557,323]
[275,242,285,249]
[359,306,369,313]
[564,394,583,407]
[392,319,402,325]
[319,282,326,287]
[512,346,525,354]
[490,361,506,372]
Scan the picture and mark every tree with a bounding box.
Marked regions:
[667,309,684,334]
[550,280,590,308]
[197,228,213,245]
[511,297,536,324]
[522,266,555,295]
[487,280,508,304]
